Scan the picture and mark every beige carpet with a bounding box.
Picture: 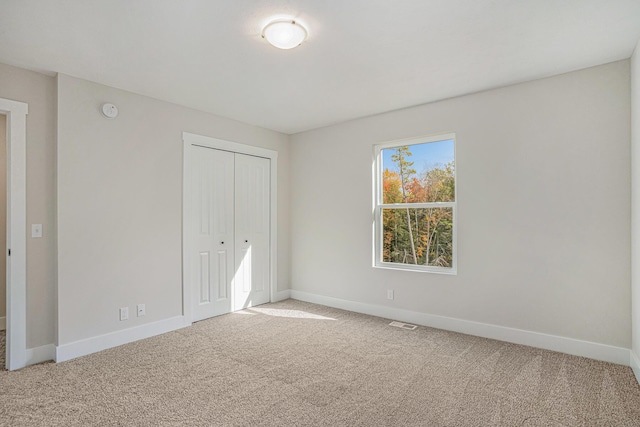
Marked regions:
[1,299,639,426]
[0,329,4,372]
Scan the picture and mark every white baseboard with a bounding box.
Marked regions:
[631,351,640,385]
[0,316,5,330]
[290,290,630,366]
[56,316,190,363]
[274,290,291,302]
[25,344,55,366]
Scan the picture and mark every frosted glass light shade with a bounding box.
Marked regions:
[262,20,307,49]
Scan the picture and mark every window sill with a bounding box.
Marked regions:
[374,263,457,275]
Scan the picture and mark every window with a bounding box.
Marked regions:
[374,134,456,274]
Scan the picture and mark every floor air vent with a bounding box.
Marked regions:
[389,321,418,331]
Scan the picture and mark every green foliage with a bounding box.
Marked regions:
[382,147,454,267]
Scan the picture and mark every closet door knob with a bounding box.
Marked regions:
[220,241,224,245]
[245,240,248,243]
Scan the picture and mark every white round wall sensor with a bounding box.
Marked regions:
[101,103,118,119]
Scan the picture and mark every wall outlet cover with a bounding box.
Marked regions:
[31,224,43,238]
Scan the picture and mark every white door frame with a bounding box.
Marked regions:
[1,98,28,371]
[182,132,278,323]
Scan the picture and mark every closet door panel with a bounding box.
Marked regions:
[191,146,234,321]
[234,153,270,310]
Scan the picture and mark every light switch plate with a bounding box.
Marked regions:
[31,224,43,238]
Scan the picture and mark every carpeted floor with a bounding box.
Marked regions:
[0,329,4,372]
[1,299,640,426]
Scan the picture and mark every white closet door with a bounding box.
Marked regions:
[234,153,270,311]
[191,146,235,321]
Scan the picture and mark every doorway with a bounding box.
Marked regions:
[182,133,278,323]
[1,98,28,371]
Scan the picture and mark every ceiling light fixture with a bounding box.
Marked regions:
[262,19,308,50]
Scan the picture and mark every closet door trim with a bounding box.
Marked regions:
[182,132,278,324]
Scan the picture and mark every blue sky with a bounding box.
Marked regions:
[382,139,454,175]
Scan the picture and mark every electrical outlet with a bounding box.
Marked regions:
[119,307,129,321]
[31,224,43,238]
[137,304,146,317]
[387,290,394,300]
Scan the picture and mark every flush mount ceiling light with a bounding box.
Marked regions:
[262,19,308,50]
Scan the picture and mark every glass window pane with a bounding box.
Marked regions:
[381,139,455,203]
[382,207,453,268]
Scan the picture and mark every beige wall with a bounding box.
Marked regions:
[0,114,5,322]
[632,39,640,359]
[0,63,56,348]
[57,74,291,345]
[291,60,631,348]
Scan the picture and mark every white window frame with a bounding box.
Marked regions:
[373,133,457,275]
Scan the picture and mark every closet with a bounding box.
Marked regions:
[189,144,270,322]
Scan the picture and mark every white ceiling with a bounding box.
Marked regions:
[1,1,639,134]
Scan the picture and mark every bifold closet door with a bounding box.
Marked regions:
[190,146,271,320]
[234,153,270,311]
[191,146,235,322]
